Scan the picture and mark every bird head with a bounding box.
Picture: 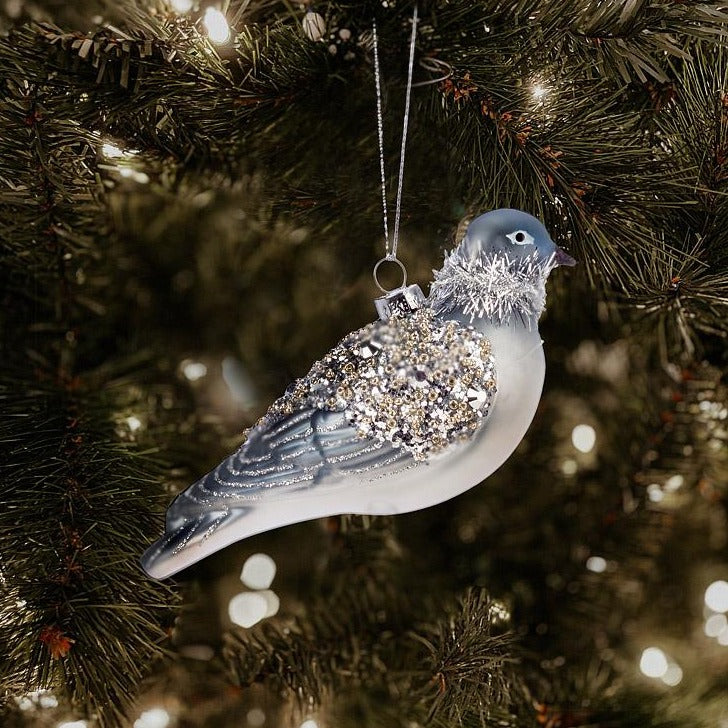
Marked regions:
[428,208,576,326]
[460,208,576,271]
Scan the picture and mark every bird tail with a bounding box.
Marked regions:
[140,507,250,580]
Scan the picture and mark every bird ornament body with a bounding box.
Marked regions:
[142,209,575,579]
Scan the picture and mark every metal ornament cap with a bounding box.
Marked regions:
[375,284,426,321]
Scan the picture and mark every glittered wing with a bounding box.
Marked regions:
[168,408,410,519]
[140,407,411,578]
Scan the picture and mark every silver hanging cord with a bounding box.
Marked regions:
[372,6,419,293]
[371,18,390,253]
[392,4,418,260]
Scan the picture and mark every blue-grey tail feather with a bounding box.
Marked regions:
[140,507,250,578]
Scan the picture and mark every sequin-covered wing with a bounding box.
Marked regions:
[164,408,411,525]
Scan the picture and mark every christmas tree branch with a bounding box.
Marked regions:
[0,28,178,727]
[224,586,523,727]
[2,1,726,359]
[0,380,177,725]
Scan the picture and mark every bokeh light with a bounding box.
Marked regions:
[241,553,277,590]
[182,360,207,381]
[662,663,683,686]
[571,424,596,453]
[204,8,231,44]
[586,556,607,573]
[247,708,266,726]
[134,708,170,728]
[705,580,728,612]
[229,592,268,628]
[639,647,668,678]
[705,613,727,638]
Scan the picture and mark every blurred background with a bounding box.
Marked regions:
[1,1,727,726]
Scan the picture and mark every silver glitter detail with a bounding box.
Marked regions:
[211,468,316,495]
[213,468,284,489]
[265,411,312,439]
[263,308,497,461]
[328,442,386,464]
[428,248,554,326]
[280,445,318,461]
[227,464,285,477]
[171,518,196,554]
[367,460,416,481]
[234,450,272,464]
[274,427,314,446]
[201,509,230,541]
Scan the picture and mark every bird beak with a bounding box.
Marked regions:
[553,246,577,267]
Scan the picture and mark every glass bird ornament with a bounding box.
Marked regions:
[141,209,576,579]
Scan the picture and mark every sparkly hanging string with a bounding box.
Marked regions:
[372,6,419,292]
[372,17,390,254]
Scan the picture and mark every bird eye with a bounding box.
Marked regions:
[506,230,534,246]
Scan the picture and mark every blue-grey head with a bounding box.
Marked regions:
[429,208,576,326]
[460,208,576,271]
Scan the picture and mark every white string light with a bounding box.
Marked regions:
[101,142,138,159]
[15,691,57,710]
[259,589,280,618]
[170,0,193,12]
[531,84,547,100]
[571,424,596,453]
[240,553,276,590]
[664,474,684,491]
[586,556,607,573]
[134,708,170,728]
[118,167,150,184]
[662,663,683,686]
[639,647,668,678]
[204,8,231,44]
[639,649,682,687]
[247,708,266,727]
[705,580,728,612]
[647,483,664,503]
[705,613,727,637]
[182,360,207,381]
[126,415,142,432]
[228,592,268,628]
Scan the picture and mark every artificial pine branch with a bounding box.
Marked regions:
[3,0,723,355]
[1,1,728,727]
[0,381,177,726]
[0,24,178,726]
[224,585,522,727]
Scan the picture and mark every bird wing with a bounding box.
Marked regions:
[140,408,411,576]
[164,407,412,525]
[164,306,496,528]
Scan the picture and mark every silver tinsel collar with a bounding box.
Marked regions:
[427,247,553,327]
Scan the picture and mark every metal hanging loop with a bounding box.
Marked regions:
[373,255,408,294]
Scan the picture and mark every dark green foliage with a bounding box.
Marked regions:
[0,380,177,724]
[0,15,178,723]
[225,585,521,727]
[1,0,727,726]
